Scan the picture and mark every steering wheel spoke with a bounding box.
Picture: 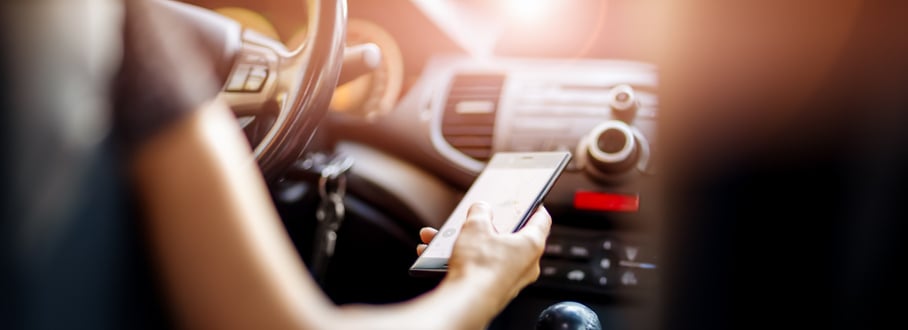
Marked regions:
[214,0,347,180]
[220,39,283,117]
[151,0,345,180]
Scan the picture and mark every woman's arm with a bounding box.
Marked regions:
[334,203,550,330]
[132,101,549,329]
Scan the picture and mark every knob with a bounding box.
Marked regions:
[585,120,639,174]
[536,301,602,330]
[608,84,638,121]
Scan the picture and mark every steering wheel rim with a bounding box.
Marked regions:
[210,0,345,180]
[252,0,346,180]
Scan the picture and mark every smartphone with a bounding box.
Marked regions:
[409,151,571,277]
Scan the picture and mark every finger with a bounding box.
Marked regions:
[416,244,428,256]
[516,206,552,247]
[419,227,438,244]
[462,201,495,233]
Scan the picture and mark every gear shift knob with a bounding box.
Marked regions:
[536,301,602,330]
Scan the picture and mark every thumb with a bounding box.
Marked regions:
[462,202,496,234]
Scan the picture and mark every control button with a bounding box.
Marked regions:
[596,275,609,287]
[620,270,638,287]
[601,239,615,251]
[544,242,565,257]
[244,76,266,92]
[539,261,566,280]
[599,258,611,270]
[618,243,656,263]
[582,120,640,176]
[248,65,269,79]
[625,246,639,261]
[608,84,639,121]
[565,269,586,282]
[541,265,560,278]
[567,245,591,260]
[225,65,251,92]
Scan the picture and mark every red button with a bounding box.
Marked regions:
[573,191,639,212]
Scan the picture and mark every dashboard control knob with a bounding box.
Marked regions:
[584,120,639,175]
[608,84,638,121]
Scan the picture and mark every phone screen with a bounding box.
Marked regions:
[418,152,569,260]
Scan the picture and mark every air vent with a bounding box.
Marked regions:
[441,74,505,161]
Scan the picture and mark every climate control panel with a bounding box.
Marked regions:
[535,226,658,296]
[429,56,658,185]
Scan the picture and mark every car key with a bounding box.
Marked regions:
[311,154,354,283]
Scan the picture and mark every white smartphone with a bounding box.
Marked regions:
[409,151,571,277]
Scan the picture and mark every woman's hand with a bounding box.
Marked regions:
[417,202,552,312]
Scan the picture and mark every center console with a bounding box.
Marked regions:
[423,55,659,284]
[396,56,660,329]
[324,55,660,329]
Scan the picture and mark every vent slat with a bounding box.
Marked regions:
[441,73,504,161]
[448,87,503,94]
[445,97,503,104]
[441,114,496,125]
[444,136,494,148]
[441,125,494,136]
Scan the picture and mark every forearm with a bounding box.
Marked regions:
[134,102,335,329]
[335,273,506,330]
[133,101,521,329]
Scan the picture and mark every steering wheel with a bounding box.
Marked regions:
[229,0,346,180]
[163,0,347,181]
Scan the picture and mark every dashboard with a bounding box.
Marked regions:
[187,0,662,328]
[330,54,661,301]
[325,5,663,327]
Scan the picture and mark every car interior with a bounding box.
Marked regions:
[3,0,907,329]
[162,0,662,327]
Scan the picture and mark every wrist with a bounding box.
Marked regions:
[434,269,508,328]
